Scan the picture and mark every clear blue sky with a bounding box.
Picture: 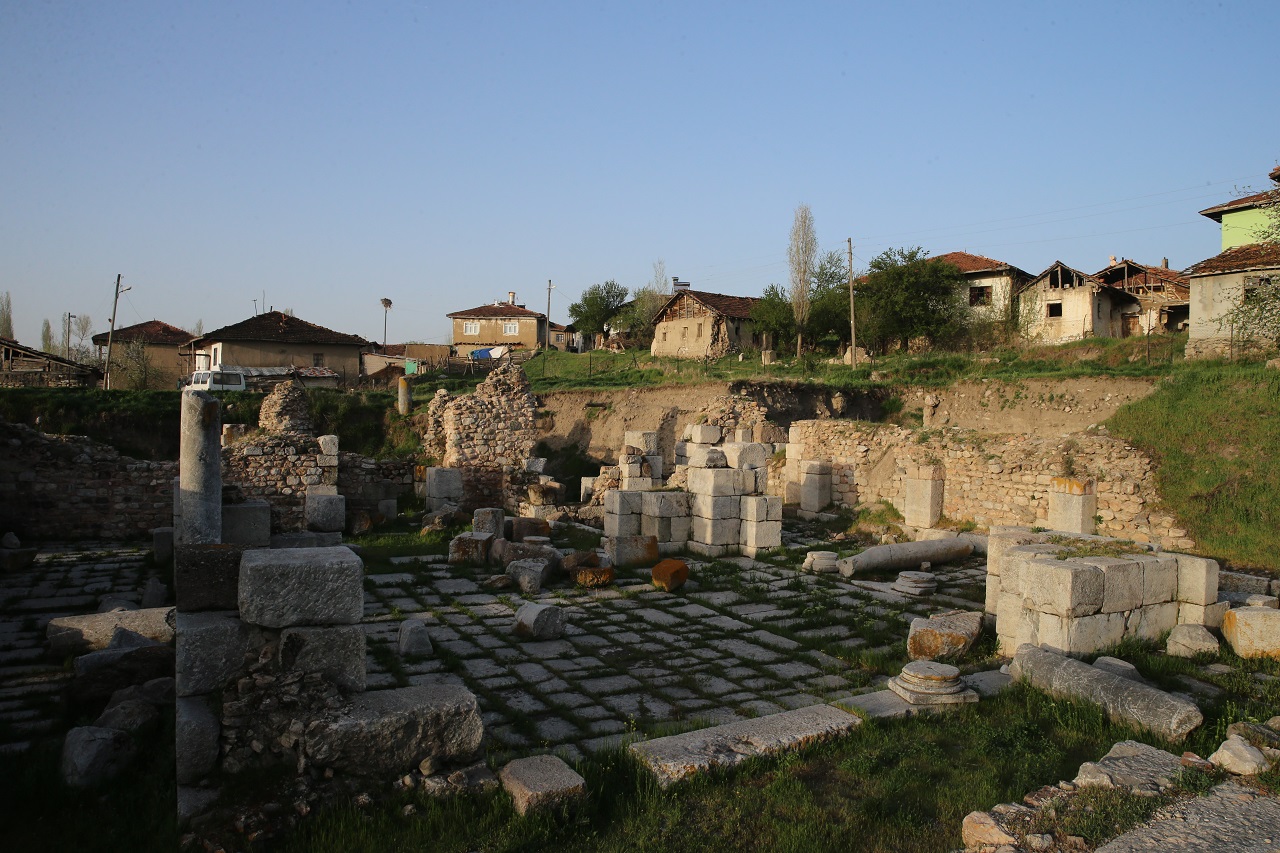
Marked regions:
[3,1,1277,350]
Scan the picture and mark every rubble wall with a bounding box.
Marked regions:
[786,420,1193,551]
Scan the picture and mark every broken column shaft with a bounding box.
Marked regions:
[179,390,222,545]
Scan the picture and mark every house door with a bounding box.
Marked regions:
[1122,315,1141,338]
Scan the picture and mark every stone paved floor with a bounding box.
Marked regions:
[359,548,989,765]
[0,544,154,753]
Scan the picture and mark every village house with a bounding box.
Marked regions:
[0,336,101,387]
[1016,261,1141,344]
[1092,258,1190,336]
[188,311,368,386]
[932,251,1032,322]
[650,281,761,359]
[91,319,193,389]
[1184,165,1280,358]
[447,293,548,357]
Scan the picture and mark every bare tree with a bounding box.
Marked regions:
[650,259,670,295]
[788,203,818,358]
[72,314,95,364]
[187,318,204,337]
[0,292,12,339]
[116,339,153,389]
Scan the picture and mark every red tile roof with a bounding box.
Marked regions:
[446,302,546,320]
[1199,188,1278,221]
[653,289,761,323]
[192,311,368,347]
[1184,243,1280,277]
[91,319,193,347]
[932,251,1029,277]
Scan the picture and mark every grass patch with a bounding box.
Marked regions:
[1045,534,1144,560]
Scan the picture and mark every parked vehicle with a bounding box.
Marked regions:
[184,369,247,392]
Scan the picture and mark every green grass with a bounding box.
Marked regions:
[1106,358,1280,571]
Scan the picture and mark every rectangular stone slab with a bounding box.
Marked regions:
[630,704,861,787]
[238,546,364,628]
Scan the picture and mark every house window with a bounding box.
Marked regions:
[696,323,703,339]
[212,346,220,365]
[463,321,479,336]
[662,330,667,342]
[1047,302,1063,318]
[681,326,688,340]
[969,286,992,307]
[503,321,519,336]
[313,353,324,367]
[555,333,564,343]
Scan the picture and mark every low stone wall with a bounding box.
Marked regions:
[0,420,175,540]
[785,420,1193,552]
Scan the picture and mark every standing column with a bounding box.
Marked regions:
[397,376,411,415]
[180,390,222,545]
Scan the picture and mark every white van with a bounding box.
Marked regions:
[186,370,247,392]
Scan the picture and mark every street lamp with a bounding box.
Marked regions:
[380,298,392,347]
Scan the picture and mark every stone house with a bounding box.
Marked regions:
[932,251,1032,322]
[91,319,193,389]
[0,336,101,387]
[188,311,369,386]
[1016,261,1141,344]
[1092,258,1190,336]
[447,293,548,357]
[1184,165,1280,358]
[650,285,761,359]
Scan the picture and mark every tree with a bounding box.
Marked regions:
[71,314,95,364]
[613,260,672,346]
[40,318,53,352]
[807,249,852,348]
[568,280,628,339]
[0,292,12,339]
[187,319,204,337]
[115,338,152,389]
[788,204,818,357]
[1221,179,1280,353]
[859,247,969,353]
[749,284,797,352]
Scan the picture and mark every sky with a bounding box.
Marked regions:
[2,1,1278,350]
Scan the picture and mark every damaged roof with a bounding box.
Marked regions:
[933,251,1032,278]
[1184,243,1280,277]
[191,311,368,347]
[652,289,761,324]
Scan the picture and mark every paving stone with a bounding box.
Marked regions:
[579,674,642,694]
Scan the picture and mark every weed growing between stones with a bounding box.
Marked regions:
[1028,785,1162,846]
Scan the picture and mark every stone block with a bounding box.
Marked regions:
[472,508,505,536]
[511,517,551,541]
[507,558,552,594]
[641,514,673,542]
[1037,610,1126,655]
[1178,600,1230,630]
[176,695,220,784]
[799,469,831,513]
[689,424,721,444]
[1091,556,1144,614]
[740,495,781,522]
[1024,558,1104,618]
[686,445,727,469]
[238,546,364,628]
[906,611,982,661]
[651,558,690,591]
[448,531,493,565]
[644,455,665,480]
[570,565,614,588]
[691,516,741,546]
[579,477,595,503]
[619,462,643,478]
[984,573,1001,616]
[1220,570,1272,595]
[685,540,731,558]
[175,544,245,612]
[799,460,831,475]
[318,434,340,455]
[304,684,483,777]
[604,512,641,538]
[1166,624,1219,658]
[624,430,660,455]
[305,493,346,533]
[722,442,769,470]
[499,755,587,816]
[641,491,690,518]
[47,608,175,656]
[61,726,136,788]
[175,612,249,697]
[280,625,366,692]
[514,602,564,640]
[397,618,434,657]
[1175,554,1219,606]
[1047,479,1097,535]
[377,498,399,520]
[604,535,659,568]
[1222,607,1280,659]
[670,515,691,544]
[492,538,559,570]
[220,500,271,547]
[783,480,801,505]
[903,476,944,528]
[603,490,643,515]
[687,467,750,497]
[739,519,781,550]
[1135,554,1178,606]
[152,527,174,565]
[690,493,740,520]
[620,477,658,491]
[1130,602,1179,642]
[424,467,464,501]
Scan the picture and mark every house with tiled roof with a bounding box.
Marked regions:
[1016,261,1141,344]
[1185,164,1280,358]
[91,319,194,389]
[188,311,369,386]
[932,251,1033,322]
[650,282,762,358]
[0,335,101,388]
[447,292,548,356]
[1092,258,1190,335]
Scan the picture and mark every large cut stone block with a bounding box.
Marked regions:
[687,467,750,497]
[48,608,175,656]
[739,519,781,550]
[471,508,505,536]
[624,430,659,455]
[641,491,690,518]
[1046,479,1097,535]
[691,516,741,546]
[1130,602,1179,642]
[61,726,136,788]
[1222,606,1280,659]
[280,626,366,692]
[722,442,769,470]
[604,535,659,567]
[690,493,741,520]
[907,611,982,660]
[641,514,674,542]
[904,475,944,529]
[175,544,246,612]
[238,547,364,628]
[499,755,587,816]
[304,684,484,777]
[740,495,782,522]
[176,695,220,784]
[685,445,728,469]
[1178,600,1230,630]
[604,512,641,538]
[1175,554,1219,606]
[424,467,464,501]
[1093,556,1144,614]
[1139,554,1179,606]
[603,490,643,515]
[1024,558,1104,617]
[1011,645,1202,741]
[448,531,493,565]
[176,612,249,697]
[305,493,346,533]
[1036,610,1125,655]
[221,500,271,547]
[689,424,721,444]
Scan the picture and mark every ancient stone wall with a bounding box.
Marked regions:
[0,420,176,540]
[785,420,1194,552]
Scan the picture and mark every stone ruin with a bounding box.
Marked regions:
[258,379,314,436]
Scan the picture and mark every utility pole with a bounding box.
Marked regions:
[103,274,130,390]
[545,279,554,350]
[63,312,76,359]
[847,238,858,368]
